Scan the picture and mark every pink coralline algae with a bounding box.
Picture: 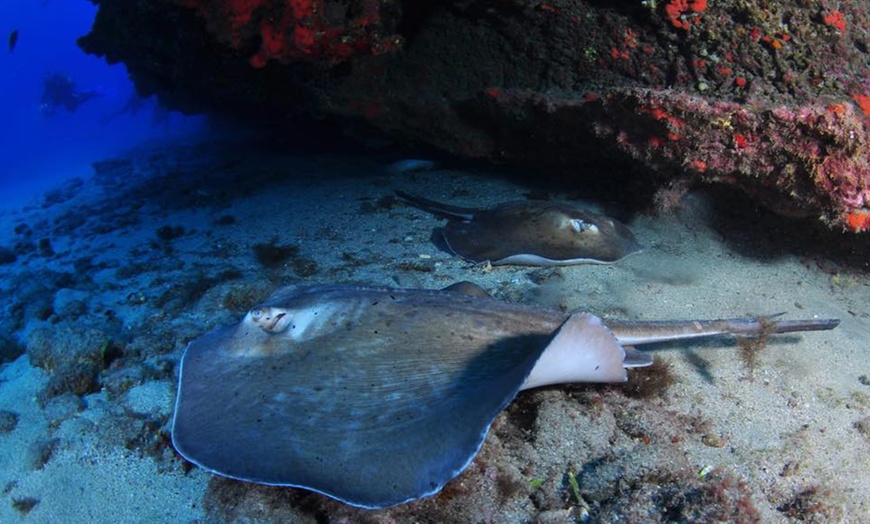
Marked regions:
[476,88,870,232]
[588,89,870,231]
[78,0,870,233]
[174,0,402,67]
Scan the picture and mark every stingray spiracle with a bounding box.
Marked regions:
[569,218,598,234]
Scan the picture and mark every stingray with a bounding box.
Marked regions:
[395,191,643,266]
[172,283,838,509]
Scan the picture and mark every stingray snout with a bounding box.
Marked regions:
[247,306,293,333]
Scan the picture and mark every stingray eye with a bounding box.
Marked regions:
[250,308,265,321]
[570,219,599,234]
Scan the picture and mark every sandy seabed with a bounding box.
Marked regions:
[0,140,868,523]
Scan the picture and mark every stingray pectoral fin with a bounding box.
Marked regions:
[521,312,628,390]
[623,346,653,368]
[441,281,492,298]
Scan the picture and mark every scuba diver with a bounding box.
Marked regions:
[40,72,102,116]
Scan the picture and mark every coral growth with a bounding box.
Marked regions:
[79,0,870,233]
[595,469,761,523]
[174,0,403,67]
[26,324,111,402]
[777,485,844,522]
[475,86,870,231]
[623,356,676,399]
[586,89,870,231]
[664,0,707,30]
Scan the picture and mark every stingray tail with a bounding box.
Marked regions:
[395,191,478,220]
[607,314,840,346]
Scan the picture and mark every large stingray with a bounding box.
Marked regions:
[395,191,642,265]
[171,283,838,509]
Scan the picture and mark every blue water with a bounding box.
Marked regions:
[0,1,207,209]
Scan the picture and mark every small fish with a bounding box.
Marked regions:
[8,30,18,52]
[171,283,838,509]
[396,191,642,266]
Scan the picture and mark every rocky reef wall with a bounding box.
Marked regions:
[79,0,870,231]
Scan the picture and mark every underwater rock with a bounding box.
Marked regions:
[123,380,174,418]
[171,0,403,68]
[776,485,845,522]
[41,393,86,427]
[155,224,185,242]
[13,295,53,326]
[0,334,24,364]
[52,288,88,320]
[12,239,35,257]
[37,238,55,258]
[252,241,298,269]
[202,478,320,524]
[41,177,84,208]
[78,0,870,233]
[10,497,39,516]
[594,469,761,523]
[92,157,133,189]
[25,323,109,401]
[0,410,19,434]
[101,362,146,400]
[26,437,60,470]
[13,222,32,236]
[39,363,104,401]
[0,246,16,265]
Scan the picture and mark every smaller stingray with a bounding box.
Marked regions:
[172,283,838,509]
[395,191,642,266]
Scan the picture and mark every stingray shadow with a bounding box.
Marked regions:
[638,334,804,384]
[702,186,870,273]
